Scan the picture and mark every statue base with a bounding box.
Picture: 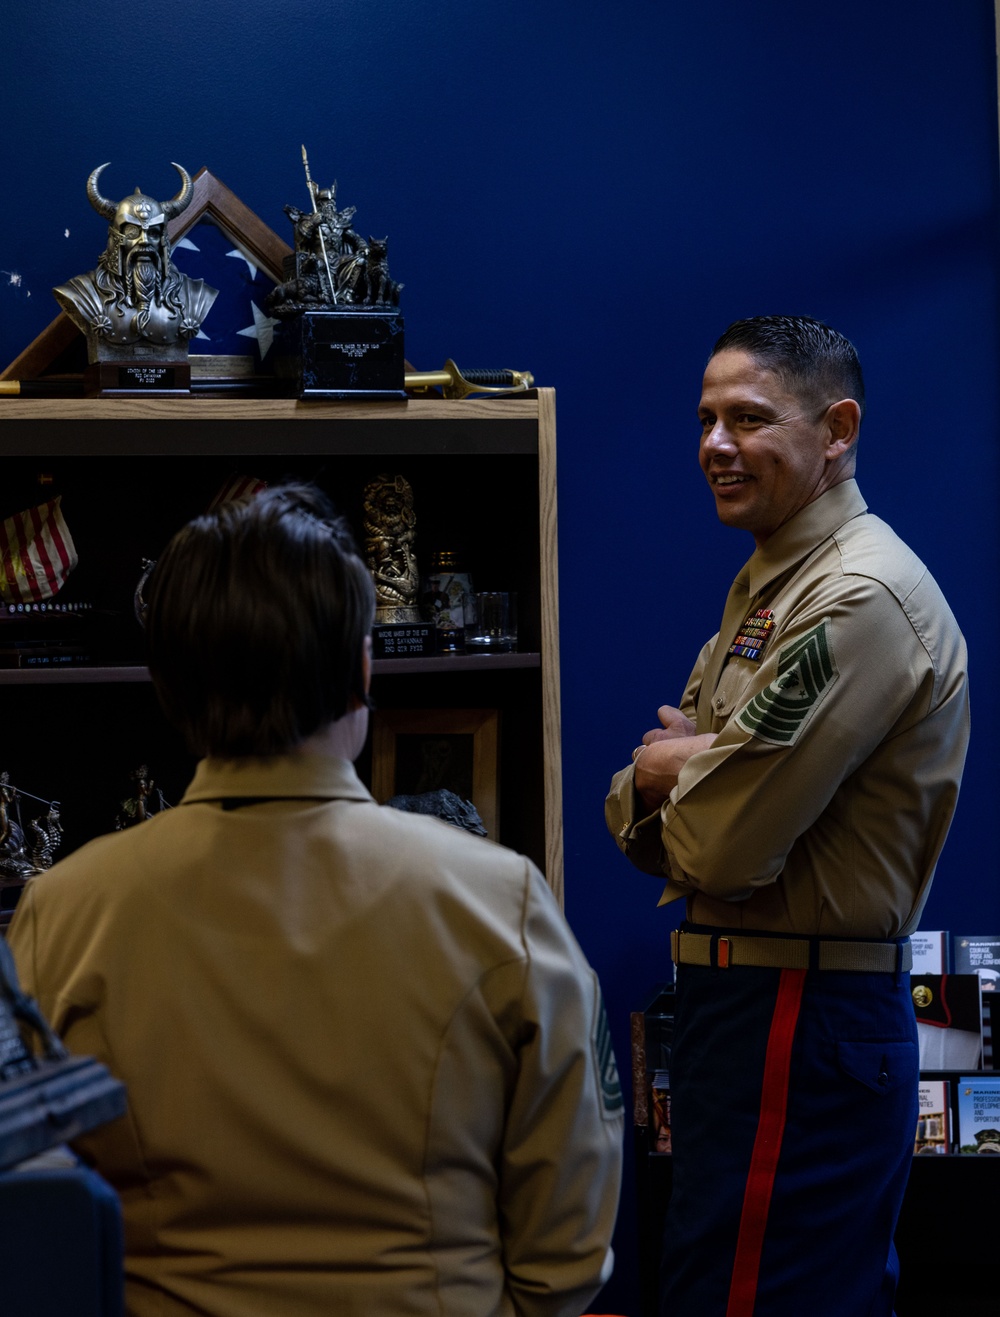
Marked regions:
[84,361,191,397]
[273,310,407,401]
[372,621,438,659]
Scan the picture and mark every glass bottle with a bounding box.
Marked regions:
[420,549,473,652]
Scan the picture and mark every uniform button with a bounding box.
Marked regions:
[877,1070,889,1086]
[714,695,725,709]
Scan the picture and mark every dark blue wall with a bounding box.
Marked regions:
[3,3,998,1311]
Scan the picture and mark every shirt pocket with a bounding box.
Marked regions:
[709,656,760,725]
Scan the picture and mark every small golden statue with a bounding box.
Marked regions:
[362,473,421,623]
[115,765,171,831]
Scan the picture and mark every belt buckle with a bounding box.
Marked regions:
[717,936,731,969]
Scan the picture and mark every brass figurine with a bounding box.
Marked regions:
[115,765,171,830]
[266,149,402,317]
[362,474,421,623]
[53,163,218,363]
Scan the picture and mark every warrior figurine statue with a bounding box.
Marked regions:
[0,773,62,885]
[266,175,402,317]
[362,473,422,623]
[53,162,217,363]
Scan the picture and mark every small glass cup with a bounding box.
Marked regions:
[465,591,517,652]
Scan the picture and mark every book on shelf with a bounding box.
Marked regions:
[953,935,1000,990]
[0,645,93,668]
[911,974,983,1070]
[985,994,1000,1072]
[914,1078,951,1154]
[956,1075,1000,1154]
[910,930,949,973]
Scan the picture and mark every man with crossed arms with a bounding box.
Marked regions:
[606,315,969,1316]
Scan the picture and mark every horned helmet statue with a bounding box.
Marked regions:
[86,162,194,279]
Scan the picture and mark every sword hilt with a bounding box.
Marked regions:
[406,359,534,399]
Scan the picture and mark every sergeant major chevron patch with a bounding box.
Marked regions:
[592,983,624,1118]
[736,619,839,746]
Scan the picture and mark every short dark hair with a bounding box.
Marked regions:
[145,483,376,758]
[711,315,866,420]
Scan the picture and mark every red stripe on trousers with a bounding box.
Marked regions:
[725,967,807,1317]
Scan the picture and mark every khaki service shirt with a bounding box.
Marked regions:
[606,481,969,937]
[11,753,623,1317]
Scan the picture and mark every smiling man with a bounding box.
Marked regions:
[606,316,970,1316]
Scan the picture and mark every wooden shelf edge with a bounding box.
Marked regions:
[0,394,544,423]
[372,652,540,676]
[0,665,152,685]
[0,653,542,685]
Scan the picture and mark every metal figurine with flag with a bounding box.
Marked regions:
[267,150,406,400]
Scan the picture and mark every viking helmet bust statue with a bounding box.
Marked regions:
[53,162,218,362]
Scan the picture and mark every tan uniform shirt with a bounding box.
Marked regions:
[10,753,623,1317]
[606,481,969,937]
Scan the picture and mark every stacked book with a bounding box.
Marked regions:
[0,601,97,668]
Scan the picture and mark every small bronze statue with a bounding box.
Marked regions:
[115,765,171,830]
[268,179,361,312]
[0,773,62,885]
[268,148,406,400]
[362,473,421,623]
[266,149,402,318]
[53,162,217,364]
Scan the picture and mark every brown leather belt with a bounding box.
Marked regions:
[670,928,912,974]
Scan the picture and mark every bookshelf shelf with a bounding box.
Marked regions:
[0,393,563,923]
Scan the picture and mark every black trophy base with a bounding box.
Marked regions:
[274,310,407,401]
[85,361,191,397]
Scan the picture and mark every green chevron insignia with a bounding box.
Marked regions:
[593,988,624,1117]
[736,620,839,746]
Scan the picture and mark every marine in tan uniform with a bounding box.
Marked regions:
[605,316,969,1317]
[10,484,623,1317]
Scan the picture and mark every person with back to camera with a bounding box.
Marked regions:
[605,317,969,1316]
[9,483,624,1317]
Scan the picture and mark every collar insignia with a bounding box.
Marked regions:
[728,608,776,662]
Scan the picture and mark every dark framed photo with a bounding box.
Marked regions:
[372,708,499,838]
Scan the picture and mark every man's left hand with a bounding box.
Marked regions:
[631,707,714,812]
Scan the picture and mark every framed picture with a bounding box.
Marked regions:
[372,708,500,838]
